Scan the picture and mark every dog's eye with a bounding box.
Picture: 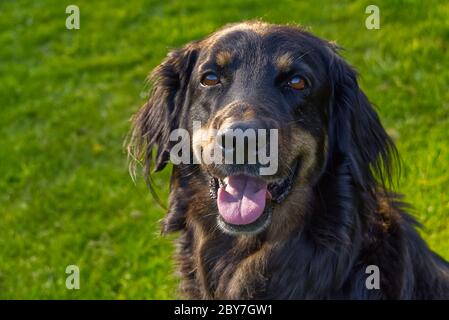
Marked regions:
[287,75,306,90]
[201,73,220,86]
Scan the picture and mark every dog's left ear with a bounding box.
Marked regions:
[129,43,199,174]
[127,42,199,209]
[327,52,398,190]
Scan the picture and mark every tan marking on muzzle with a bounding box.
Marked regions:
[212,103,258,130]
[192,124,217,165]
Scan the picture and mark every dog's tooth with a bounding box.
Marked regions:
[209,178,218,199]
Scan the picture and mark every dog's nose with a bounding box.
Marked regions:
[217,121,268,162]
[217,122,254,151]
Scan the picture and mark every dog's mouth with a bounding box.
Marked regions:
[209,161,299,235]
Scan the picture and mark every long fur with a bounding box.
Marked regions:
[127,22,449,299]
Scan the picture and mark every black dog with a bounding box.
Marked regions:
[128,21,449,299]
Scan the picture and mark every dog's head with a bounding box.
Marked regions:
[128,21,397,236]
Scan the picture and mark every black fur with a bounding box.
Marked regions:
[128,21,449,299]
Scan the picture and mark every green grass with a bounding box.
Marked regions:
[0,0,448,299]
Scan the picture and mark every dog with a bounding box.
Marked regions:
[128,21,449,299]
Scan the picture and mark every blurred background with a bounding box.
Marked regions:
[0,0,448,299]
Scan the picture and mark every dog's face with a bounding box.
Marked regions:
[186,24,331,234]
[189,24,330,178]
[130,22,394,236]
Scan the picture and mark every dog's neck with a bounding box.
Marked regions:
[177,165,372,299]
[166,163,404,299]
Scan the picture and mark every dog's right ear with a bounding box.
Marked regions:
[128,42,199,180]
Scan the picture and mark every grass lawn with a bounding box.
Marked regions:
[0,0,448,299]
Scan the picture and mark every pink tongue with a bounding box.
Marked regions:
[217,175,268,225]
